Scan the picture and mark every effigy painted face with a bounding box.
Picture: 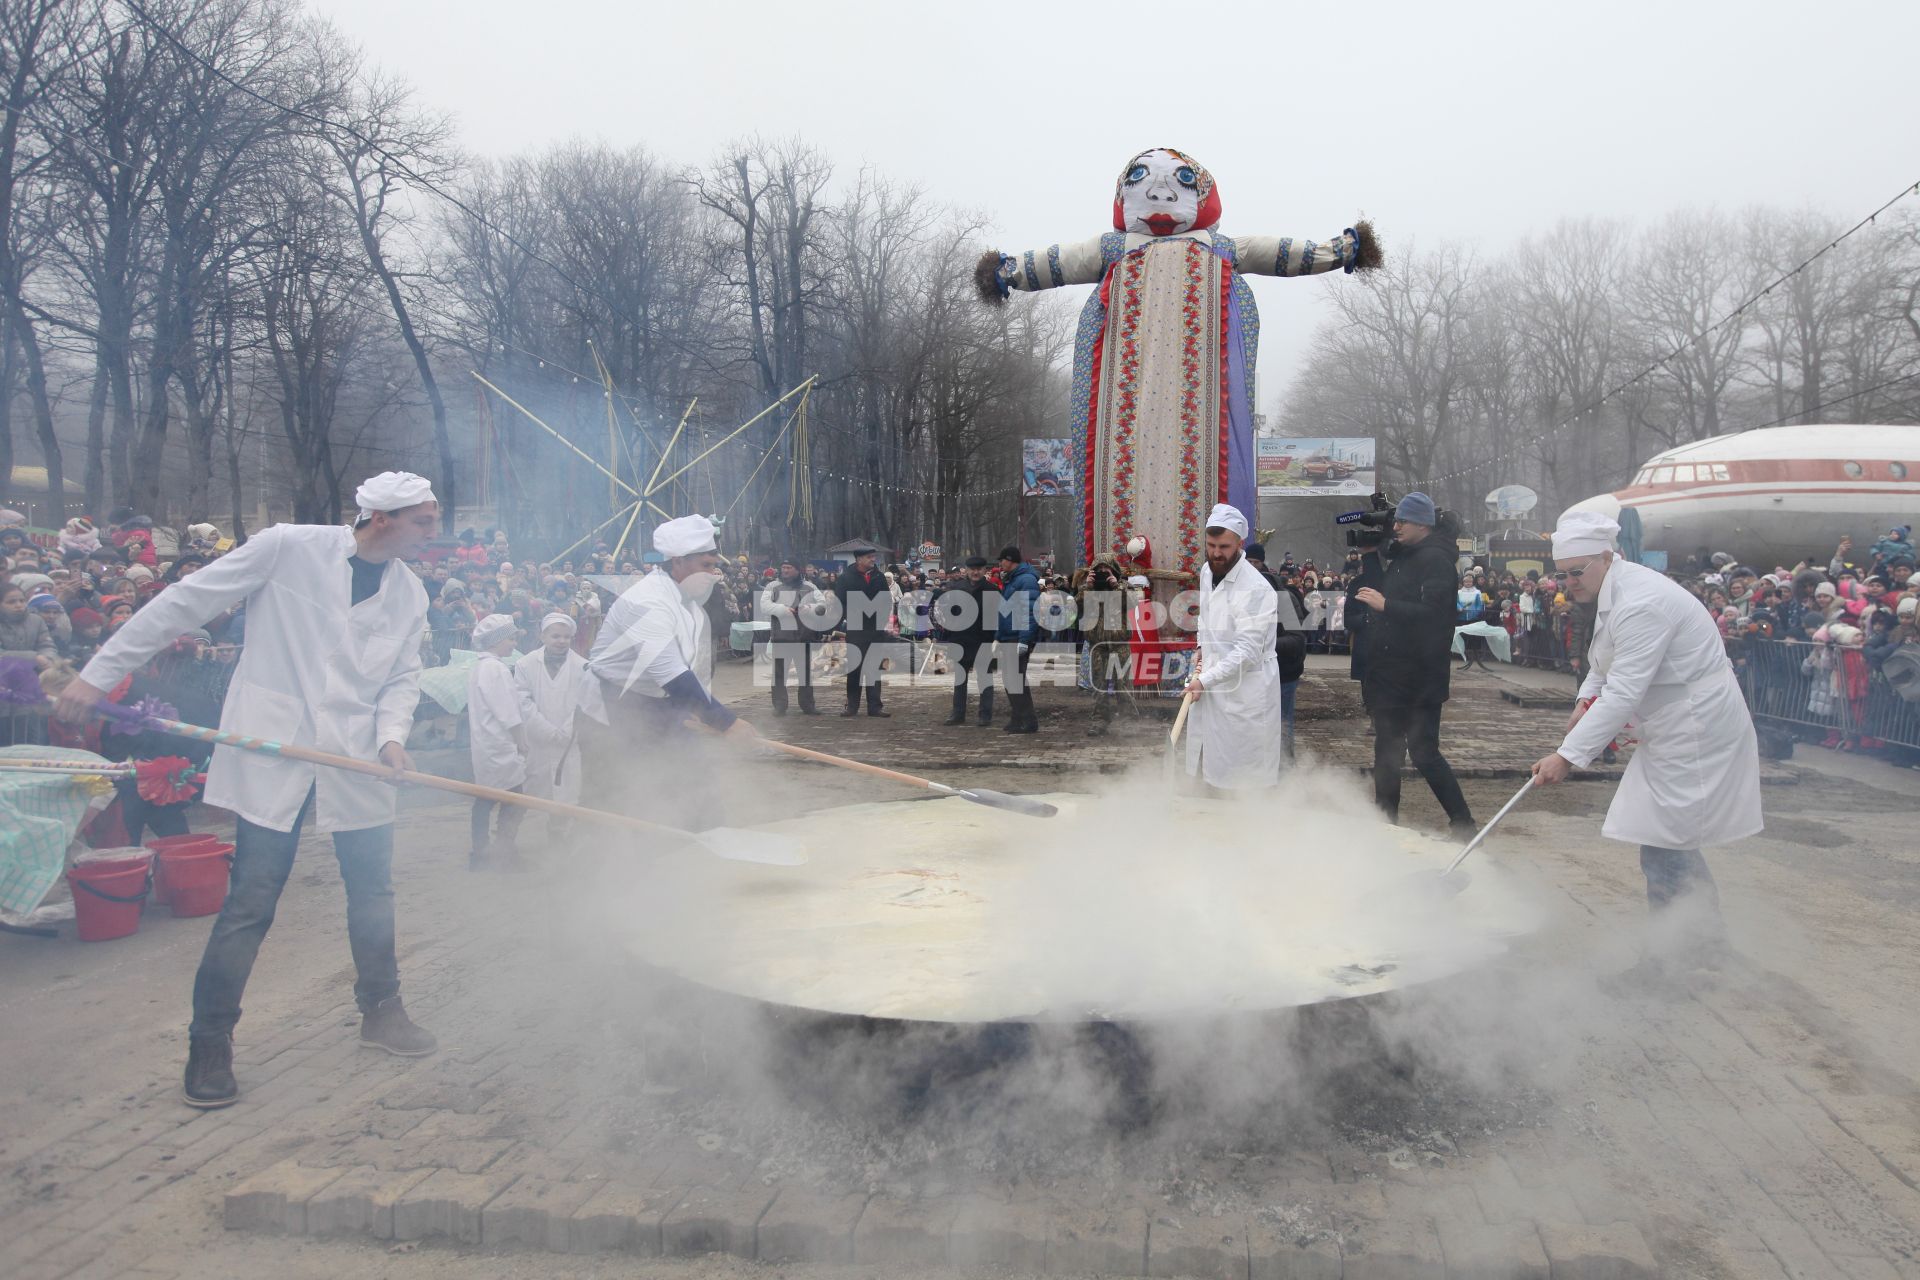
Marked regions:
[1113,148,1220,237]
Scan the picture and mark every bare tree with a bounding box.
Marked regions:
[1622,208,1757,448]
[0,0,77,512]
[126,0,318,520]
[252,166,373,523]
[1284,241,1475,501]
[314,50,459,528]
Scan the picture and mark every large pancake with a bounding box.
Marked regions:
[616,790,1542,1024]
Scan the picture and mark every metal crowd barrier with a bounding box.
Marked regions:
[1,704,50,748]
[1736,636,1920,750]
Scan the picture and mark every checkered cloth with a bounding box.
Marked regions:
[416,648,522,715]
[0,746,115,916]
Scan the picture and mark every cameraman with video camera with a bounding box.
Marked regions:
[1349,492,1477,840]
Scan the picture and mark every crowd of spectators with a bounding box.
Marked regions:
[1698,526,1919,756]
[9,501,1914,761]
[1442,524,1920,757]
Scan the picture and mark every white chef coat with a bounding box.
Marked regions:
[1186,554,1283,790]
[466,652,527,790]
[1558,558,1763,849]
[587,568,710,698]
[81,524,427,833]
[513,647,607,804]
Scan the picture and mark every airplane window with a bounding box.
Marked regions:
[1634,470,1652,484]
[1843,461,1864,478]
[1711,464,1730,481]
[1891,462,1908,480]
[1652,467,1674,483]
[1673,465,1696,482]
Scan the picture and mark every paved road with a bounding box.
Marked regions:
[3,655,1917,1279]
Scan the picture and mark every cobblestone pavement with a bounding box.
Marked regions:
[3,656,1917,1279]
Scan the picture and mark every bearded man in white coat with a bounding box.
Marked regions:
[466,613,527,869]
[514,611,607,836]
[1183,503,1283,792]
[587,515,757,829]
[1529,509,1762,966]
[56,472,441,1109]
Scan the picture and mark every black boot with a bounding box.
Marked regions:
[977,687,995,726]
[183,1033,239,1109]
[798,688,818,716]
[943,687,968,726]
[1004,693,1038,733]
[360,996,438,1057]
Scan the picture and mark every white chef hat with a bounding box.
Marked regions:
[355,471,434,513]
[1127,574,1149,587]
[353,471,436,523]
[1551,509,1620,559]
[1204,503,1248,540]
[540,611,576,635]
[653,514,718,558]
[471,613,518,649]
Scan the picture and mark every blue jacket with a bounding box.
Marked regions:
[994,562,1042,645]
[1869,535,1915,568]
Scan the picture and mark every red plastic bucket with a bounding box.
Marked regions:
[163,842,234,918]
[67,850,154,942]
[145,834,220,907]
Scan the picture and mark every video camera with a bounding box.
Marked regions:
[1335,492,1465,551]
[1335,493,1395,550]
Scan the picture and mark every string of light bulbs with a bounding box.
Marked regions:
[794,459,1024,498]
[1407,176,1920,490]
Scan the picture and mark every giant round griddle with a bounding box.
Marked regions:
[617,791,1541,1025]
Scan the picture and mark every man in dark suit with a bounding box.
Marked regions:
[833,545,892,717]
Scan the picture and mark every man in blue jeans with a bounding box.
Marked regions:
[59,472,442,1108]
[1529,509,1762,984]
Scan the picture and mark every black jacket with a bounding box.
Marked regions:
[1345,552,1384,682]
[1275,582,1308,683]
[1254,565,1308,683]
[935,576,995,648]
[1356,536,1456,709]
[833,565,892,645]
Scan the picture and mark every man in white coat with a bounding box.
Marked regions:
[56,471,440,1109]
[1183,503,1283,792]
[1529,509,1762,966]
[587,515,756,829]
[466,613,527,869]
[514,611,606,835]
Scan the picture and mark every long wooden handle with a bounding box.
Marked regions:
[1169,693,1194,747]
[145,716,689,840]
[751,734,941,793]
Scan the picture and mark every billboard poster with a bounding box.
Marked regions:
[1021,438,1073,496]
[1256,437,1376,496]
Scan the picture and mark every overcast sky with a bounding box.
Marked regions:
[311,0,1918,415]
